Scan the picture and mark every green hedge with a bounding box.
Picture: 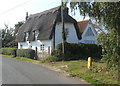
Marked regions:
[52,42,102,61]
[16,49,37,59]
[0,48,17,57]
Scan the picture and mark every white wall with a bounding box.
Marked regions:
[18,40,52,54]
[55,22,79,46]
[79,23,98,44]
[18,41,28,49]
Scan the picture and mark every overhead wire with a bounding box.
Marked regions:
[0,0,33,16]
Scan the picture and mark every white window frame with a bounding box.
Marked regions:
[85,40,95,44]
[34,31,39,41]
[40,44,44,51]
[85,27,94,36]
[25,32,29,41]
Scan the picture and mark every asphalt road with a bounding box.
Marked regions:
[1,56,93,85]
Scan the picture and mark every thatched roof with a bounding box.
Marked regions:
[6,40,18,47]
[16,6,81,42]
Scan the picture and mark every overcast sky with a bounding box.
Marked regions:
[0,0,88,29]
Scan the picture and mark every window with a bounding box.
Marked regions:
[20,45,23,48]
[85,40,95,44]
[85,27,94,36]
[25,32,29,41]
[34,31,39,41]
[40,44,44,51]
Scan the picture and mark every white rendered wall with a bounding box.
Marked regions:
[79,23,98,44]
[30,40,52,53]
[18,40,52,54]
[55,22,79,46]
[18,42,28,49]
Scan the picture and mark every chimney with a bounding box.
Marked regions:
[64,7,68,14]
[26,12,28,21]
[60,6,69,15]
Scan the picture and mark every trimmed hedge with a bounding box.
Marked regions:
[0,48,17,57]
[52,42,102,61]
[16,49,37,59]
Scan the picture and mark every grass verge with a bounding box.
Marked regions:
[0,54,40,64]
[40,60,118,86]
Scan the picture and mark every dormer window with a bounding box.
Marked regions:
[25,32,29,41]
[34,31,39,41]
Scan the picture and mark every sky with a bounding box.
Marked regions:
[0,0,89,29]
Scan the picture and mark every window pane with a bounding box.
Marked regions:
[34,31,39,40]
[40,44,44,51]
[85,27,94,36]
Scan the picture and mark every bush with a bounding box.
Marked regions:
[52,42,102,61]
[1,48,17,57]
[0,49,2,54]
[41,56,60,63]
[16,49,37,59]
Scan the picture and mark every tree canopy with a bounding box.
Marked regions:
[14,21,24,35]
[69,2,120,69]
[70,2,120,32]
[0,24,14,47]
[0,21,24,47]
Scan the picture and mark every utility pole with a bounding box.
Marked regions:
[61,0,65,57]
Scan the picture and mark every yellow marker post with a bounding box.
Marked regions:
[88,57,92,70]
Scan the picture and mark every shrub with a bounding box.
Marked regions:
[0,48,2,54]
[52,42,102,61]
[41,56,60,63]
[16,49,37,59]
[1,48,17,57]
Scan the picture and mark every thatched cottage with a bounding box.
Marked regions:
[16,6,81,57]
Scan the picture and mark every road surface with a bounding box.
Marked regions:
[1,56,92,85]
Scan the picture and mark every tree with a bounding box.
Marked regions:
[14,21,24,36]
[69,2,120,69]
[0,21,24,47]
[97,29,119,68]
[0,21,24,48]
[0,24,14,47]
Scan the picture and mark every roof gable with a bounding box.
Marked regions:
[82,22,97,37]
[77,19,90,33]
[84,27,95,36]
